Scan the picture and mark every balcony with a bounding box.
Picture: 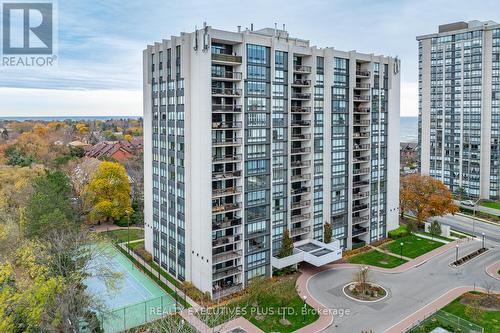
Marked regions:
[212,186,242,198]
[291,187,310,195]
[356,70,371,77]
[213,250,242,264]
[353,108,370,114]
[352,203,369,212]
[352,191,369,200]
[212,71,242,81]
[291,133,311,141]
[291,92,311,100]
[353,95,370,102]
[355,83,371,89]
[352,226,368,236]
[212,121,242,129]
[352,215,369,225]
[291,199,311,210]
[291,173,311,182]
[213,265,243,281]
[352,180,369,188]
[212,169,242,180]
[353,144,370,151]
[212,53,242,65]
[212,87,242,97]
[291,147,311,154]
[291,106,311,113]
[291,79,311,87]
[291,213,311,223]
[353,132,370,138]
[353,120,370,126]
[293,65,312,73]
[353,156,369,163]
[212,154,242,163]
[291,226,311,237]
[212,137,242,146]
[352,168,370,175]
[291,120,311,127]
[213,283,243,299]
[212,202,241,214]
[291,160,311,168]
[212,104,242,113]
[212,234,242,247]
[212,217,242,230]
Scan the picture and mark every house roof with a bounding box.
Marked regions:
[400,142,419,151]
[85,141,133,159]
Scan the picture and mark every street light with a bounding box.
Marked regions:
[455,244,459,262]
[471,198,481,234]
[302,295,308,323]
[400,242,404,260]
[482,232,485,249]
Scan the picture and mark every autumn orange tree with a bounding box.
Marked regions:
[400,174,458,227]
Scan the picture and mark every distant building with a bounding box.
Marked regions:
[85,141,133,160]
[400,142,419,167]
[121,137,143,153]
[417,20,500,199]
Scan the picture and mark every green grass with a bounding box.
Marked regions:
[481,201,500,211]
[105,228,144,243]
[348,249,408,268]
[418,232,452,242]
[383,234,444,259]
[441,292,500,333]
[126,240,144,251]
[450,231,467,239]
[201,275,319,333]
[115,245,190,308]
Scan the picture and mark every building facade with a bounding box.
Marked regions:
[418,21,500,200]
[143,25,400,298]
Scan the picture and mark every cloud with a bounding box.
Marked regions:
[0,88,142,117]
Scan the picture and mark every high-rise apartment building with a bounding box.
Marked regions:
[417,21,500,199]
[143,24,400,298]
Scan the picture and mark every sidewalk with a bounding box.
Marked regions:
[368,244,413,261]
[486,261,500,281]
[93,223,144,233]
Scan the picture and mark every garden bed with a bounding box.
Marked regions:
[451,247,489,267]
[343,282,387,302]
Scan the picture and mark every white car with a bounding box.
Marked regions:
[461,200,475,207]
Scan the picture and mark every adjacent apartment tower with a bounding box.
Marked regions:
[418,20,500,199]
[143,24,400,298]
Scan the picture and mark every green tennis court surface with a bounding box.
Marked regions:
[84,245,177,332]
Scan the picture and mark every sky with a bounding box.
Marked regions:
[0,0,499,117]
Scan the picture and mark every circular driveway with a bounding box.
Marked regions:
[308,240,499,333]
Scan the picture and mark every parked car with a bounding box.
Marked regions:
[460,200,475,207]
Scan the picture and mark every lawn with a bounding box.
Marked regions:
[383,234,444,259]
[348,249,408,268]
[126,240,145,251]
[442,292,500,333]
[105,228,144,243]
[481,201,500,211]
[200,274,319,333]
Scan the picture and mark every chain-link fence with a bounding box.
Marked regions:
[406,309,483,333]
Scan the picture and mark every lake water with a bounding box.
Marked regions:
[400,116,418,143]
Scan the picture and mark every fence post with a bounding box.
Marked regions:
[123,307,126,331]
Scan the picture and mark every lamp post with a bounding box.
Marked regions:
[455,244,459,262]
[482,232,485,249]
[302,295,307,323]
[400,242,404,260]
[472,198,481,234]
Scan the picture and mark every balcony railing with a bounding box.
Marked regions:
[212,53,242,64]
[352,204,368,212]
[355,83,371,89]
[291,199,311,209]
[212,121,242,129]
[212,104,242,113]
[353,95,370,102]
[293,65,312,73]
[356,70,371,77]
[291,226,311,237]
[212,202,241,213]
[291,120,311,127]
[213,283,243,298]
[291,147,311,154]
[352,180,369,188]
[353,108,370,113]
[352,227,368,236]
[213,266,243,281]
[291,92,311,100]
[291,213,311,223]
[291,160,311,168]
[353,132,370,138]
[290,106,311,113]
[212,250,242,264]
[352,191,369,199]
[212,87,242,96]
[212,154,242,163]
[353,120,371,126]
[212,234,242,247]
[291,79,311,87]
[212,186,242,197]
[353,144,370,151]
[353,156,369,163]
[212,71,242,80]
[212,170,242,180]
[291,173,311,182]
[291,187,310,195]
[212,217,242,230]
[212,137,242,146]
[352,168,370,175]
[291,133,311,140]
[352,215,369,225]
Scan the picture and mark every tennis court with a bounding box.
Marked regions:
[84,245,177,332]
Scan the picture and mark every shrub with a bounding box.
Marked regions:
[182,281,211,303]
[114,217,130,227]
[388,225,409,239]
[136,248,152,263]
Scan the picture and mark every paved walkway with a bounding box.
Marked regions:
[368,244,413,261]
[92,223,144,233]
[486,261,500,281]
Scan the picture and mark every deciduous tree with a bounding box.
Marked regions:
[400,174,458,225]
[84,161,133,224]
